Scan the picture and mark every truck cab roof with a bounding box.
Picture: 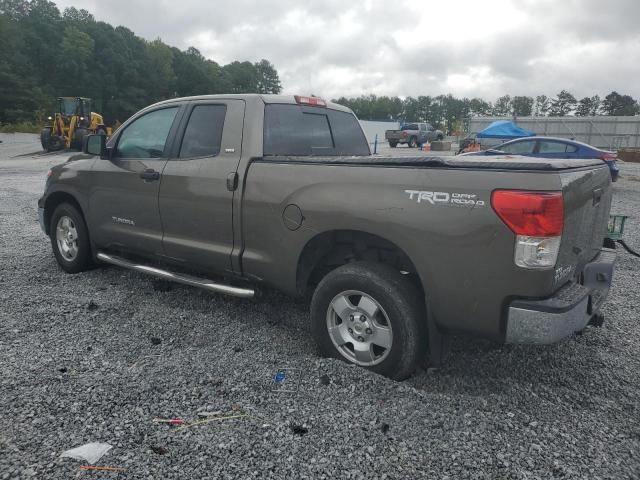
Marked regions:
[147,94,353,113]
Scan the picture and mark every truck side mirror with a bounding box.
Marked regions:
[84,134,106,157]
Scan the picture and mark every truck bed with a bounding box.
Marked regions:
[260,154,604,170]
[243,155,612,341]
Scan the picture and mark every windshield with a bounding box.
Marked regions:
[59,98,80,116]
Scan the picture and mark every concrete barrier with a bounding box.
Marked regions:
[430,141,451,152]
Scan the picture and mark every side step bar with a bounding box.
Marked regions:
[96,252,255,298]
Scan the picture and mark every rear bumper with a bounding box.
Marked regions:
[505,248,616,344]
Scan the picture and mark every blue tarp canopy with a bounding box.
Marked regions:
[476,120,536,139]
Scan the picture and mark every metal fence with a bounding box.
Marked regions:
[465,116,640,150]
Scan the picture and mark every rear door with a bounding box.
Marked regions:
[158,100,244,274]
[418,123,428,143]
[88,105,182,255]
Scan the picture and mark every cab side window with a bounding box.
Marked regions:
[179,105,227,158]
[115,107,179,159]
[539,141,568,153]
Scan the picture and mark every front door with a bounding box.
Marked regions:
[88,105,182,256]
[158,100,245,274]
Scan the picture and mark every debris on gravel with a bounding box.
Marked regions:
[0,137,639,479]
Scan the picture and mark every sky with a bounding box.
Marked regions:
[54,0,640,101]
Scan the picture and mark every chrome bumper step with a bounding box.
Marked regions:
[96,252,255,298]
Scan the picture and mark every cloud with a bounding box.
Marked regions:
[53,0,640,100]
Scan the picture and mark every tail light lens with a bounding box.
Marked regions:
[402,132,408,138]
[491,190,564,269]
[600,153,617,162]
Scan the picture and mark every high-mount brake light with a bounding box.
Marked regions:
[294,95,327,107]
[491,190,564,269]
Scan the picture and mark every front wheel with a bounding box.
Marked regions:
[436,134,444,141]
[408,136,417,148]
[40,128,51,151]
[310,262,425,380]
[50,202,94,273]
[71,128,88,150]
[389,141,397,148]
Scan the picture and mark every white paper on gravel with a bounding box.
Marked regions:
[60,442,113,464]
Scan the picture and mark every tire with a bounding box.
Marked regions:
[310,262,425,380]
[408,136,417,148]
[49,202,94,273]
[40,128,51,151]
[72,128,88,150]
[389,141,397,148]
[436,134,444,141]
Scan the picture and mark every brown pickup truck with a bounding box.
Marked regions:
[38,94,615,379]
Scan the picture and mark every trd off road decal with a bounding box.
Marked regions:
[405,190,485,207]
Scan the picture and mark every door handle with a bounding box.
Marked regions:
[140,168,160,181]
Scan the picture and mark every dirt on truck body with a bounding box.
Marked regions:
[38,94,615,380]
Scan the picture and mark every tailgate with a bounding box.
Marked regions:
[556,165,612,282]
[385,130,403,140]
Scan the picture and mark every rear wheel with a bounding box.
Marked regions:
[50,202,94,273]
[408,136,417,148]
[310,262,425,380]
[389,141,397,148]
[436,134,444,141]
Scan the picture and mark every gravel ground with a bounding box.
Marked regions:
[0,133,638,479]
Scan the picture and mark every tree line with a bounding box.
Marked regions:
[334,90,640,134]
[0,0,282,126]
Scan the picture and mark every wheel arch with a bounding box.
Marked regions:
[43,191,86,236]
[295,229,424,299]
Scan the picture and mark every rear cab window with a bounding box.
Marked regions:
[263,104,370,156]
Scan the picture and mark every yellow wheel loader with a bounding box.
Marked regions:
[40,97,112,152]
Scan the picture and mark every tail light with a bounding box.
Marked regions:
[402,132,408,138]
[599,153,617,162]
[294,95,327,107]
[491,190,564,269]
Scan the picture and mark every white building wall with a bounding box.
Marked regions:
[359,120,400,148]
